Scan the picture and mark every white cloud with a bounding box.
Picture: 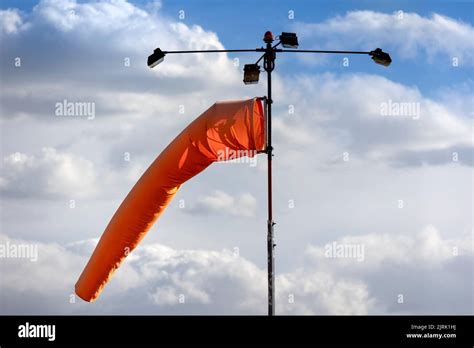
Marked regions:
[277,269,372,315]
[306,225,471,270]
[0,9,27,33]
[0,147,97,198]
[0,233,372,314]
[10,0,240,83]
[295,10,474,64]
[187,190,258,217]
[34,0,148,32]
[0,0,248,200]
[276,73,472,167]
[0,0,243,137]
[303,226,473,314]
[1,225,471,314]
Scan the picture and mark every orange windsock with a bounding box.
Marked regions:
[75,98,265,302]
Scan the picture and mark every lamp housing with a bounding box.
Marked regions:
[370,48,392,67]
[148,48,166,68]
[280,32,299,48]
[243,64,261,85]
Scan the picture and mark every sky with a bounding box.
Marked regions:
[0,0,472,315]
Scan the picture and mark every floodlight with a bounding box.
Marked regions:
[369,48,392,67]
[280,32,298,48]
[243,64,261,84]
[148,48,166,68]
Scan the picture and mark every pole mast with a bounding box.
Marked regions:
[263,31,275,316]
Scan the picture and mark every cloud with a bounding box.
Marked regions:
[0,0,249,200]
[0,9,28,33]
[387,145,473,168]
[1,0,240,91]
[0,147,97,198]
[34,0,148,32]
[0,233,373,315]
[276,73,472,167]
[1,225,471,314]
[304,226,473,314]
[294,10,474,65]
[307,225,471,269]
[186,190,258,217]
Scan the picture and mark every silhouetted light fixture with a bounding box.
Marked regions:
[370,48,392,67]
[243,64,261,84]
[148,48,166,68]
[280,32,299,48]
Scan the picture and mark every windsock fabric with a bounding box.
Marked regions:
[75,98,265,302]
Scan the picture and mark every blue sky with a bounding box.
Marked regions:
[0,0,472,315]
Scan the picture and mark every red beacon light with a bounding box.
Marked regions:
[263,31,274,43]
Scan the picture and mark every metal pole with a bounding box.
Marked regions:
[264,39,275,316]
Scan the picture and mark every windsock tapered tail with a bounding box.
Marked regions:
[75,98,265,302]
